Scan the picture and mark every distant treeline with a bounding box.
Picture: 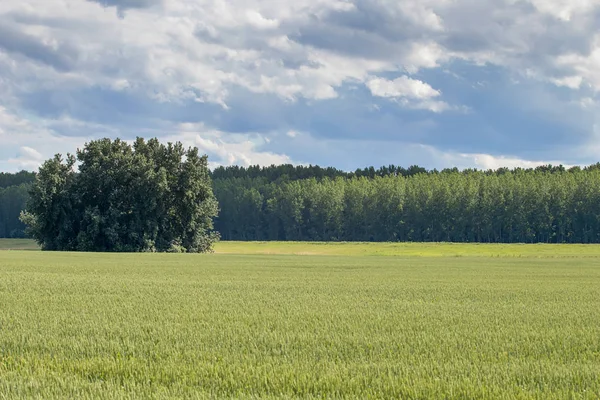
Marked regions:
[4,163,600,242]
[0,172,35,238]
[0,171,36,189]
[210,163,575,181]
[211,164,434,181]
[212,163,600,243]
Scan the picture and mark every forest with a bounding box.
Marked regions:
[3,162,600,243]
[0,171,35,238]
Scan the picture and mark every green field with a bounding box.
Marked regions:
[0,239,40,251]
[1,244,600,398]
[6,238,600,257]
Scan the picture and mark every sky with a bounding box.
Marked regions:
[1,0,600,172]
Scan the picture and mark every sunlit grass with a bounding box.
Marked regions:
[1,249,599,398]
[5,238,600,258]
[214,240,600,258]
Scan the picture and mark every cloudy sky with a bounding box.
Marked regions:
[1,0,600,172]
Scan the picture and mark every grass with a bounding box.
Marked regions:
[0,238,40,251]
[214,240,600,258]
[1,245,600,398]
[6,238,600,257]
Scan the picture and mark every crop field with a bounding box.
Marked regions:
[0,239,40,251]
[6,238,600,257]
[1,243,600,398]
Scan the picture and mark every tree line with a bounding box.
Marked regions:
[3,156,600,243]
[212,164,600,243]
[210,163,575,181]
[0,172,35,238]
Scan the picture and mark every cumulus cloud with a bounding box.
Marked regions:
[407,145,576,171]
[528,0,597,21]
[0,105,296,171]
[367,76,440,100]
[0,0,457,109]
[7,146,45,170]
[0,106,90,171]
[165,123,296,167]
[1,0,600,171]
[2,0,600,103]
[550,75,583,89]
[366,75,453,112]
[462,153,573,170]
[261,129,581,172]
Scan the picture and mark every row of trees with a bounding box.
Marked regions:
[213,169,600,243]
[0,171,35,188]
[210,163,583,181]
[20,138,219,252]
[0,184,29,238]
[0,171,36,238]
[4,152,600,244]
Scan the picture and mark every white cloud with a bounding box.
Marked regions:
[367,76,441,99]
[550,75,583,89]
[404,42,448,73]
[579,97,596,108]
[266,130,578,172]
[2,0,599,108]
[0,106,92,171]
[527,0,597,21]
[0,105,297,171]
[405,99,453,113]
[0,0,454,108]
[396,2,445,32]
[553,38,600,91]
[245,10,279,30]
[577,121,600,159]
[18,146,43,160]
[7,146,45,170]
[0,106,29,136]
[372,143,576,171]
[1,0,600,171]
[464,153,573,170]
[366,76,454,112]
[166,123,296,167]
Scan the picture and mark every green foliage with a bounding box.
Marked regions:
[6,161,600,243]
[0,184,30,238]
[20,138,219,252]
[0,170,36,188]
[210,162,570,181]
[214,168,600,243]
[0,170,36,238]
[1,248,599,398]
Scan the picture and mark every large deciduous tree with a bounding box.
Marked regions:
[20,138,219,252]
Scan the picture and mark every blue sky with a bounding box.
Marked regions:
[1,0,600,172]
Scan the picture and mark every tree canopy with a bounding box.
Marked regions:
[212,167,600,243]
[0,171,36,189]
[20,138,219,252]
[4,153,600,244]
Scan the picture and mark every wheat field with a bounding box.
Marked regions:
[1,243,599,398]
